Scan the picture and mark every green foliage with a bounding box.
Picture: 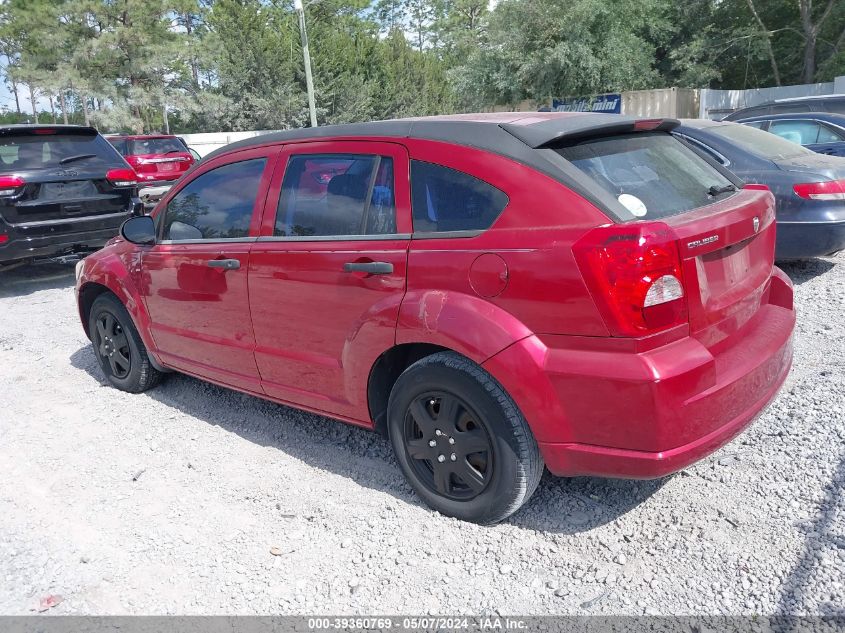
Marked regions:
[1,0,843,133]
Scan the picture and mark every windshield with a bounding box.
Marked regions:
[0,132,123,170]
[708,123,813,160]
[556,132,736,221]
[130,137,187,155]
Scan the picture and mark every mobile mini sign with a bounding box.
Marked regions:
[551,94,622,114]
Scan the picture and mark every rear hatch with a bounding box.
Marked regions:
[0,127,135,237]
[544,125,776,347]
[124,137,194,182]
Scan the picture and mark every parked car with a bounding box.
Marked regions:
[727,113,845,157]
[76,113,795,524]
[0,124,142,268]
[674,119,845,260]
[106,134,196,209]
[722,94,845,121]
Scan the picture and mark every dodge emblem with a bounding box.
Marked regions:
[753,216,760,233]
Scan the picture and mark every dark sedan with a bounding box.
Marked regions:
[675,119,845,260]
[730,112,845,157]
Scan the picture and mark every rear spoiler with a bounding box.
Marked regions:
[499,115,681,149]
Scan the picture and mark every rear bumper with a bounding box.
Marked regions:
[537,342,791,478]
[776,219,845,259]
[0,212,130,263]
[483,268,795,479]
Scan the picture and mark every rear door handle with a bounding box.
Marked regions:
[207,258,240,270]
[343,261,393,275]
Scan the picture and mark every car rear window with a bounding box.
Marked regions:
[555,132,736,221]
[130,137,186,155]
[0,131,124,170]
[709,123,813,160]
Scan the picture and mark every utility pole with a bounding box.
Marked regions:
[294,0,318,127]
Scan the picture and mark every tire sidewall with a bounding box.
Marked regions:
[388,357,526,524]
[89,296,146,391]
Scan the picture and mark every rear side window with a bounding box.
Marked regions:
[0,132,123,170]
[410,161,508,233]
[275,154,396,237]
[108,138,129,155]
[131,137,187,155]
[707,123,813,160]
[769,120,827,144]
[556,133,735,221]
[162,158,266,241]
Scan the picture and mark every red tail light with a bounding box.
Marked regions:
[106,168,138,187]
[793,179,845,201]
[0,175,25,196]
[0,234,8,244]
[573,222,687,336]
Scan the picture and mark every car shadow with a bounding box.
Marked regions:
[778,258,836,286]
[69,344,661,533]
[0,261,76,298]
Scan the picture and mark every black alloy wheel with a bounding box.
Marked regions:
[94,311,132,379]
[403,391,494,500]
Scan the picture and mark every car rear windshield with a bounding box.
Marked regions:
[555,132,736,221]
[707,123,813,160]
[0,131,124,170]
[130,137,186,155]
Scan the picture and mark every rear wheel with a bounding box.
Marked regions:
[89,293,162,393]
[387,351,543,524]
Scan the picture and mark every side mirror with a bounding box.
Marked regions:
[188,147,201,161]
[120,215,156,245]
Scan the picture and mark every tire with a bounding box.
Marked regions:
[387,351,543,524]
[88,293,162,393]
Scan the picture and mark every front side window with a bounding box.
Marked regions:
[742,121,766,129]
[410,161,508,233]
[274,154,396,237]
[556,132,735,221]
[769,120,824,145]
[162,158,266,241]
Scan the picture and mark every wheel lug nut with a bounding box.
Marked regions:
[450,453,456,461]
[429,440,436,447]
[435,429,442,436]
[437,454,445,463]
[448,438,455,445]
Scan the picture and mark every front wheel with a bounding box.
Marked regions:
[387,351,543,524]
[89,293,162,393]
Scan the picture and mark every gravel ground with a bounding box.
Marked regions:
[0,253,843,616]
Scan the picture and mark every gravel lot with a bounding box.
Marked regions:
[0,253,843,616]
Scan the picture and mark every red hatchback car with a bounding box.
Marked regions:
[106,134,195,184]
[76,113,795,524]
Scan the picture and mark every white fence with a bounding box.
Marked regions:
[700,76,844,119]
[180,130,278,157]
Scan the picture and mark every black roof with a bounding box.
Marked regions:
[201,113,683,222]
[205,112,680,161]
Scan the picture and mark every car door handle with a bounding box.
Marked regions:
[207,258,240,270]
[343,261,393,274]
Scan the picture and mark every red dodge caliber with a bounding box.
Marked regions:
[76,113,795,524]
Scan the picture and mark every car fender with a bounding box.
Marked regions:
[396,289,533,365]
[396,290,570,441]
[79,250,161,364]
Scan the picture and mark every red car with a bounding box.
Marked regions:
[106,134,195,184]
[76,113,795,524]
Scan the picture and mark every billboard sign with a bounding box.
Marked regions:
[551,94,622,114]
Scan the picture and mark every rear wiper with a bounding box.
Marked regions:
[59,153,97,165]
[708,183,737,197]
